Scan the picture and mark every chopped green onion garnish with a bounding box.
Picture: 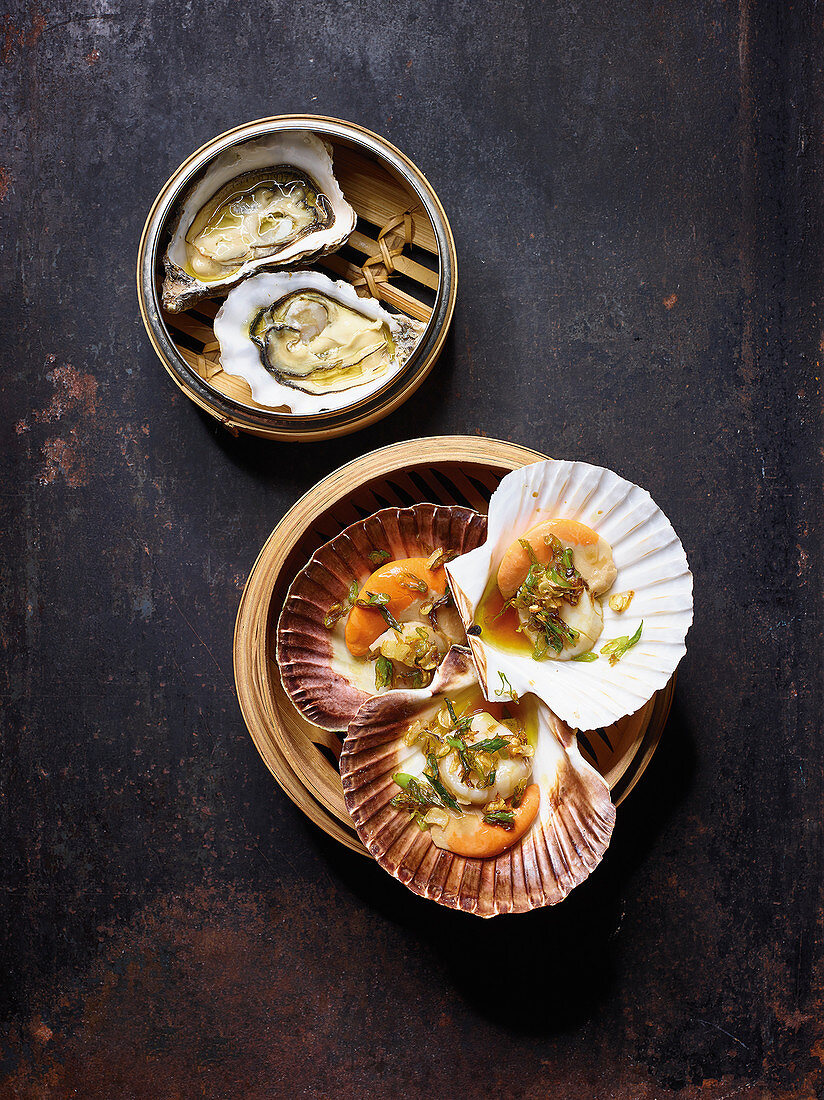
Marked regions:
[494,671,519,701]
[399,572,427,593]
[445,698,460,727]
[600,621,643,666]
[355,592,402,631]
[375,655,394,689]
[482,809,515,829]
[511,778,527,807]
[323,580,361,630]
[518,538,540,565]
[424,753,461,813]
[469,736,509,754]
[323,603,344,629]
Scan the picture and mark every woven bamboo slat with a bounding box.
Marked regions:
[347,229,439,290]
[317,253,433,322]
[234,437,674,856]
[330,144,438,253]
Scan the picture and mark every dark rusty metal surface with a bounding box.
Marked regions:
[1,0,822,1096]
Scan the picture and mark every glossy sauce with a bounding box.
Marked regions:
[474,573,533,656]
[447,684,538,751]
[184,169,327,280]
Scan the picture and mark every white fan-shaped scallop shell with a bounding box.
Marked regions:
[445,460,693,731]
[213,270,426,414]
[341,646,616,916]
[162,130,356,312]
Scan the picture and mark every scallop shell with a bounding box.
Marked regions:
[213,271,426,414]
[162,130,356,312]
[340,646,616,916]
[277,505,488,731]
[445,459,693,731]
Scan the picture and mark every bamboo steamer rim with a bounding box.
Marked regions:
[233,437,673,857]
[136,115,458,442]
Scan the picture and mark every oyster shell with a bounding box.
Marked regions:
[162,130,356,312]
[213,271,426,413]
[446,459,694,731]
[340,646,616,916]
[277,505,487,731]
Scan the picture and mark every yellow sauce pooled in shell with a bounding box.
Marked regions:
[475,518,616,661]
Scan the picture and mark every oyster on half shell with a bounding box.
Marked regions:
[162,131,356,312]
[214,270,426,413]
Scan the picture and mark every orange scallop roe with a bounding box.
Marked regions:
[344,557,446,658]
[497,518,601,599]
[430,783,541,859]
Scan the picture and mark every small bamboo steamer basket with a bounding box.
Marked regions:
[137,115,457,442]
[234,437,675,856]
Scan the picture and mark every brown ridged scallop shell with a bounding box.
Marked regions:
[340,646,616,917]
[276,504,487,731]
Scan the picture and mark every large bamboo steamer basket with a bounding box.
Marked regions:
[137,115,456,441]
[234,437,675,857]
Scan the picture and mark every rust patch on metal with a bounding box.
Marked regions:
[38,431,88,488]
[0,875,822,1098]
[16,361,98,433]
[0,881,335,1098]
[1,8,46,64]
[16,362,100,487]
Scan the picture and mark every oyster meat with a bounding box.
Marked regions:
[162,130,356,312]
[214,270,426,413]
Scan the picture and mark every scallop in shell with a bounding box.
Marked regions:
[162,130,356,312]
[214,271,426,413]
[340,646,616,916]
[446,459,694,731]
[277,504,487,731]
